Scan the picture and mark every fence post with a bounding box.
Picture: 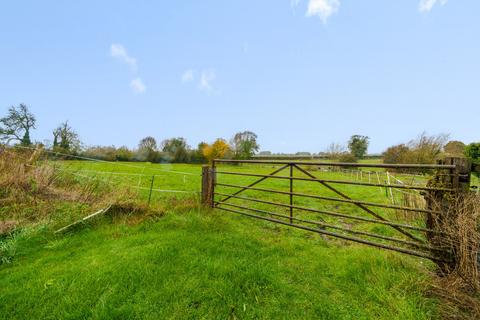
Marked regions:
[202,164,215,208]
[289,163,293,223]
[147,175,155,206]
[425,156,472,272]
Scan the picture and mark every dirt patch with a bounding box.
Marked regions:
[0,220,17,235]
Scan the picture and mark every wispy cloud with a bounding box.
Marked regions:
[130,77,146,94]
[291,0,340,24]
[199,70,217,95]
[110,43,147,95]
[110,43,137,71]
[306,0,340,23]
[181,69,194,83]
[418,0,448,12]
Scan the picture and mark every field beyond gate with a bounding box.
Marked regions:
[209,159,467,264]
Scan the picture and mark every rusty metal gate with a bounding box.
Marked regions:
[202,158,471,264]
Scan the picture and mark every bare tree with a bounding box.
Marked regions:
[324,142,346,160]
[0,104,36,145]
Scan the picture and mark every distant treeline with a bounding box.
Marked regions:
[1,104,479,166]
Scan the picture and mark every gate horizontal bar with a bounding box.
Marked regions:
[214,192,440,234]
[215,171,455,192]
[216,182,439,214]
[216,202,446,252]
[215,205,450,263]
[214,159,456,169]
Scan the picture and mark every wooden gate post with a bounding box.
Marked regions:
[201,165,215,208]
[425,156,472,272]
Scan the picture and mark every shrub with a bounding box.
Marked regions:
[82,146,118,161]
[116,146,134,161]
[382,133,449,165]
[465,143,480,165]
[444,140,466,157]
[338,152,357,163]
[383,144,410,164]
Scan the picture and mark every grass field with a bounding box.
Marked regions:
[57,160,433,242]
[0,208,438,319]
[0,159,465,319]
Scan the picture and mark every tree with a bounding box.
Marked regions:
[53,121,80,153]
[137,136,158,162]
[161,137,190,163]
[406,132,449,164]
[444,140,466,157]
[232,131,259,159]
[325,142,346,160]
[116,146,134,162]
[295,152,311,156]
[202,138,231,163]
[465,143,480,165]
[0,104,36,145]
[383,144,410,164]
[347,135,369,159]
[382,133,450,171]
[190,142,208,163]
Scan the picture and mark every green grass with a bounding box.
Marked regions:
[0,209,438,319]
[0,159,446,318]
[57,160,432,242]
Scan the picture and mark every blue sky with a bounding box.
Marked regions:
[0,0,478,153]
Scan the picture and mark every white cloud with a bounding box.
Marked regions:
[130,78,146,94]
[110,43,137,71]
[181,69,194,83]
[418,0,448,12]
[199,70,217,94]
[306,0,340,23]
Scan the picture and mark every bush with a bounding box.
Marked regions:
[383,144,410,164]
[465,143,480,164]
[338,152,358,165]
[444,140,466,157]
[407,133,449,164]
[382,133,449,165]
[116,146,134,161]
[82,146,118,161]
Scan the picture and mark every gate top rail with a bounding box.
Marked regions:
[213,159,456,169]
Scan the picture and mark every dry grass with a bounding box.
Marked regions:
[0,146,202,234]
[0,147,123,228]
[428,193,480,319]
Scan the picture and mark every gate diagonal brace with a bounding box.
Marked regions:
[218,164,290,203]
[292,164,425,243]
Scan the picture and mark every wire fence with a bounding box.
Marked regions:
[9,146,202,206]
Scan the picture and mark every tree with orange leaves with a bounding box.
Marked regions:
[202,138,231,163]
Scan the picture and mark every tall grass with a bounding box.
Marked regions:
[0,148,127,264]
[429,193,480,319]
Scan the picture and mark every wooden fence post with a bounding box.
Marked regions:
[201,165,215,208]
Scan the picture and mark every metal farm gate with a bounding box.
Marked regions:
[201,158,472,265]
